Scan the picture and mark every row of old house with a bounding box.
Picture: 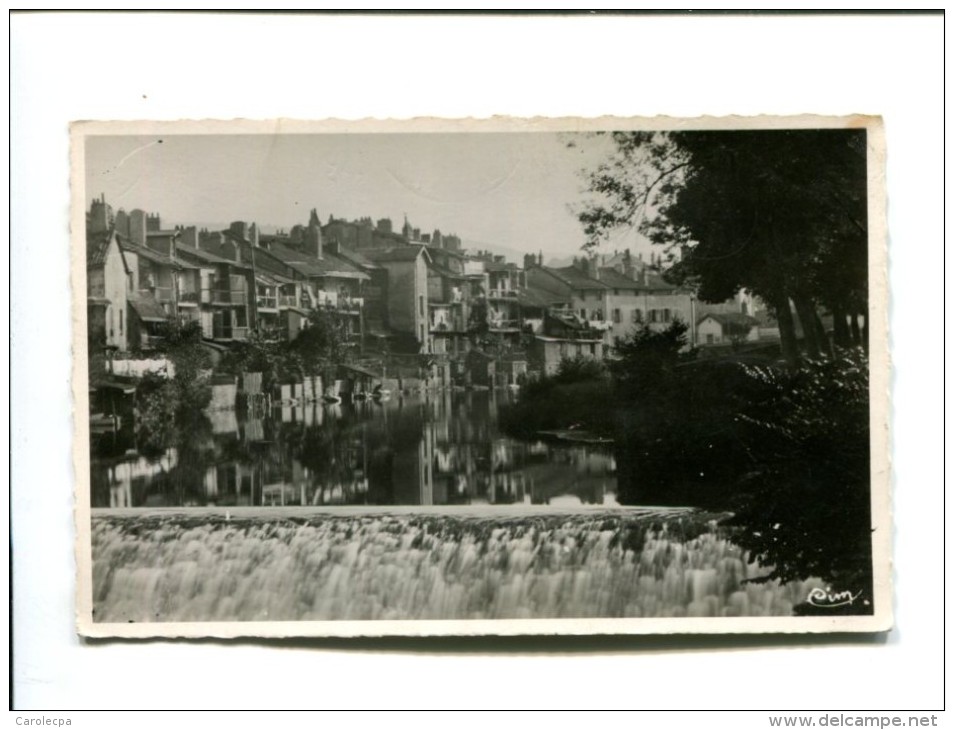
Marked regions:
[86,195,763,379]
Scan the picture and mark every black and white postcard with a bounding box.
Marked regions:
[72,116,891,638]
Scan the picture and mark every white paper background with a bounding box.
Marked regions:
[9,12,945,713]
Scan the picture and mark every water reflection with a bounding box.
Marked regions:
[90,390,618,509]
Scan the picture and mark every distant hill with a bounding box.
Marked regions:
[461,239,583,268]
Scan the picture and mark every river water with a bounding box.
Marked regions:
[89,390,822,622]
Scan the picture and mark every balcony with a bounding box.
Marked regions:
[488,318,521,331]
[278,295,298,308]
[431,318,465,334]
[256,295,278,311]
[148,286,174,303]
[338,296,363,313]
[487,288,517,300]
[316,290,338,308]
[179,291,200,306]
[204,288,247,306]
[212,325,250,341]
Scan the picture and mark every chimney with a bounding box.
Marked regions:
[249,222,260,248]
[88,195,113,234]
[229,221,249,241]
[377,218,393,234]
[590,255,600,280]
[128,209,147,245]
[432,229,443,248]
[641,268,649,286]
[623,249,635,280]
[181,225,199,249]
[146,213,161,232]
[304,213,323,259]
[114,209,129,238]
[523,253,537,270]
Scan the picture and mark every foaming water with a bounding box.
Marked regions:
[91,510,822,622]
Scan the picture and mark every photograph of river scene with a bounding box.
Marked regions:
[80,121,884,631]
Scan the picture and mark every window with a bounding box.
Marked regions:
[664,308,672,323]
[580,308,587,319]
[119,309,124,335]
[419,295,424,317]
[612,308,621,323]
[706,334,715,345]
[632,309,643,323]
[648,309,657,323]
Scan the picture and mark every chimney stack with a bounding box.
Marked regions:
[304,209,323,259]
[229,221,249,241]
[128,209,147,245]
[181,226,198,249]
[88,195,113,234]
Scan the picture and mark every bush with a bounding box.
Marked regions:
[725,352,872,602]
[499,361,614,439]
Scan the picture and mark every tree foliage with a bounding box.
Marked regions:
[576,129,870,365]
[725,352,872,602]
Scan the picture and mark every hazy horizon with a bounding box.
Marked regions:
[85,132,654,262]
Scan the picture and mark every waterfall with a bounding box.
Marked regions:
[91,510,823,623]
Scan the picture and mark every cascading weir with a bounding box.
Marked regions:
[91,509,822,623]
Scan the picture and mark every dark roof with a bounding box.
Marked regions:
[427,261,467,281]
[175,243,250,269]
[700,312,759,327]
[127,293,168,323]
[546,266,610,290]
[590,266,687,292]
[364,246,430,264]
[596,267,645,289]
[516,285,565,309]
[332,246,383,271]
[122,240,182,268]
[264,242,369,280]
[87,230,114,268]
[423,244,465,260]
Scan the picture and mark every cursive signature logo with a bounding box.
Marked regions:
[807,586,862,608]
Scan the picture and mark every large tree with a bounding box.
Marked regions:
[577,128,869,365]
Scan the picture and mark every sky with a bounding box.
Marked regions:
[84,132,653,264]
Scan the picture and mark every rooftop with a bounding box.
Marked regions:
[545,265,610,290]
[86,229,126,270]
[364,246,430,264]
[262,242,369,280]
[699,312,759,326]
[175,243,250,269]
